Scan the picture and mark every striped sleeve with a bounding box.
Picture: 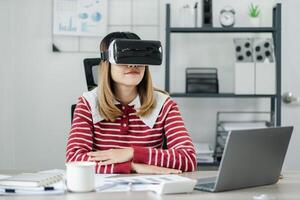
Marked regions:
[66,96,131,174]
[132,98,197,172]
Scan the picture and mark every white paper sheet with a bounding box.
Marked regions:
[194,143,214,155]
[220,122,268,131]
[53,0,107,36]
[0,175,11,180]
[98,175,196,194]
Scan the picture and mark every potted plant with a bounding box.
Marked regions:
[249,3,260,27]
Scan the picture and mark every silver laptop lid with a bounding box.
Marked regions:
[214,126,293,192]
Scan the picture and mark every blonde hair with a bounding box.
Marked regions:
[97,61,158,121]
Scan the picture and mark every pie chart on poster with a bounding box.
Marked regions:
[91,12,101,22]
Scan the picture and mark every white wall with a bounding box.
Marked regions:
[14,0,96,171]
[0,0,90,170]
[0,0,298,170]
[280,0,300,170]
[0,0,15,169]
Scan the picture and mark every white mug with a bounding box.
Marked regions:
[66,161,96,192]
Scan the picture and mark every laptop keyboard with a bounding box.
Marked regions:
[194,182,216,191]
[199,182,216,188]
[195,177,217,191]
[197,182,215,189]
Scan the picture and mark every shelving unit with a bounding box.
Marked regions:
[170,93,276,98]
[165,4,282,166]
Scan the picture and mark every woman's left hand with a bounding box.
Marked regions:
[87,148,134,165]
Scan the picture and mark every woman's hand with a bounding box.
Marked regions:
[131,163,182,174]
[87,148,133,165]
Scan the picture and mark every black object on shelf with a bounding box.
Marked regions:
[186,68,219,93]
[202,0,213,27]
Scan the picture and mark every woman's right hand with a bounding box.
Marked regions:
[131,162,182,174]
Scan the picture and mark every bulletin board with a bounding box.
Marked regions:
[52,0,160,53]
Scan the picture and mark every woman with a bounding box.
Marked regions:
[66,32,196,174]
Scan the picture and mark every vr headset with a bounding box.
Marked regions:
[100,39,162,65]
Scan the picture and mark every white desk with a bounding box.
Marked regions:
[1,171,300,200]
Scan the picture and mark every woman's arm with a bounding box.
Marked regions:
[131,98,197,172]
[131,163,182,174]
[66,97,132,174]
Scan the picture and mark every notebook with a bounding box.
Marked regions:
[0,172,63,187]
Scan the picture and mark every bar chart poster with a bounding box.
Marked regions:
[53,0,107,36]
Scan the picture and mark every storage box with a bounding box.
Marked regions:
[234,38,255,94]
[186,68,219,93]
[253,38,276,94]
[235,63,255,94]
[234,37,276,95]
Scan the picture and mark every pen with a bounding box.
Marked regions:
[0,186,55,193]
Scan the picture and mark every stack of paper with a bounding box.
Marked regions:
[97,174,196,194]
[0,181,66,195]
[0,170,66,195]
[194,143,214,163]
[219,122,268,131]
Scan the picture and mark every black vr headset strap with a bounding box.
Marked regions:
[122,32,140,40]
[100,32,139,61]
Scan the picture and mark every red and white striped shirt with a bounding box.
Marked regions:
[66,89,197,173]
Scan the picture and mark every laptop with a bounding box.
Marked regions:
[195,126,293,192]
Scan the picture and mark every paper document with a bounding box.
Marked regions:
[0,172,64,187]
[194,143,214,155]
[53,0,108,36]
[98,174,196,194]
[194,143,214,163]
[0,175,11,180]
[95,173,118,187]
[0,180,66,195]
[220,122,268,131]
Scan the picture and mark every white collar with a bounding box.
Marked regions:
[113,94,141,111]
[82,88,169,128]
